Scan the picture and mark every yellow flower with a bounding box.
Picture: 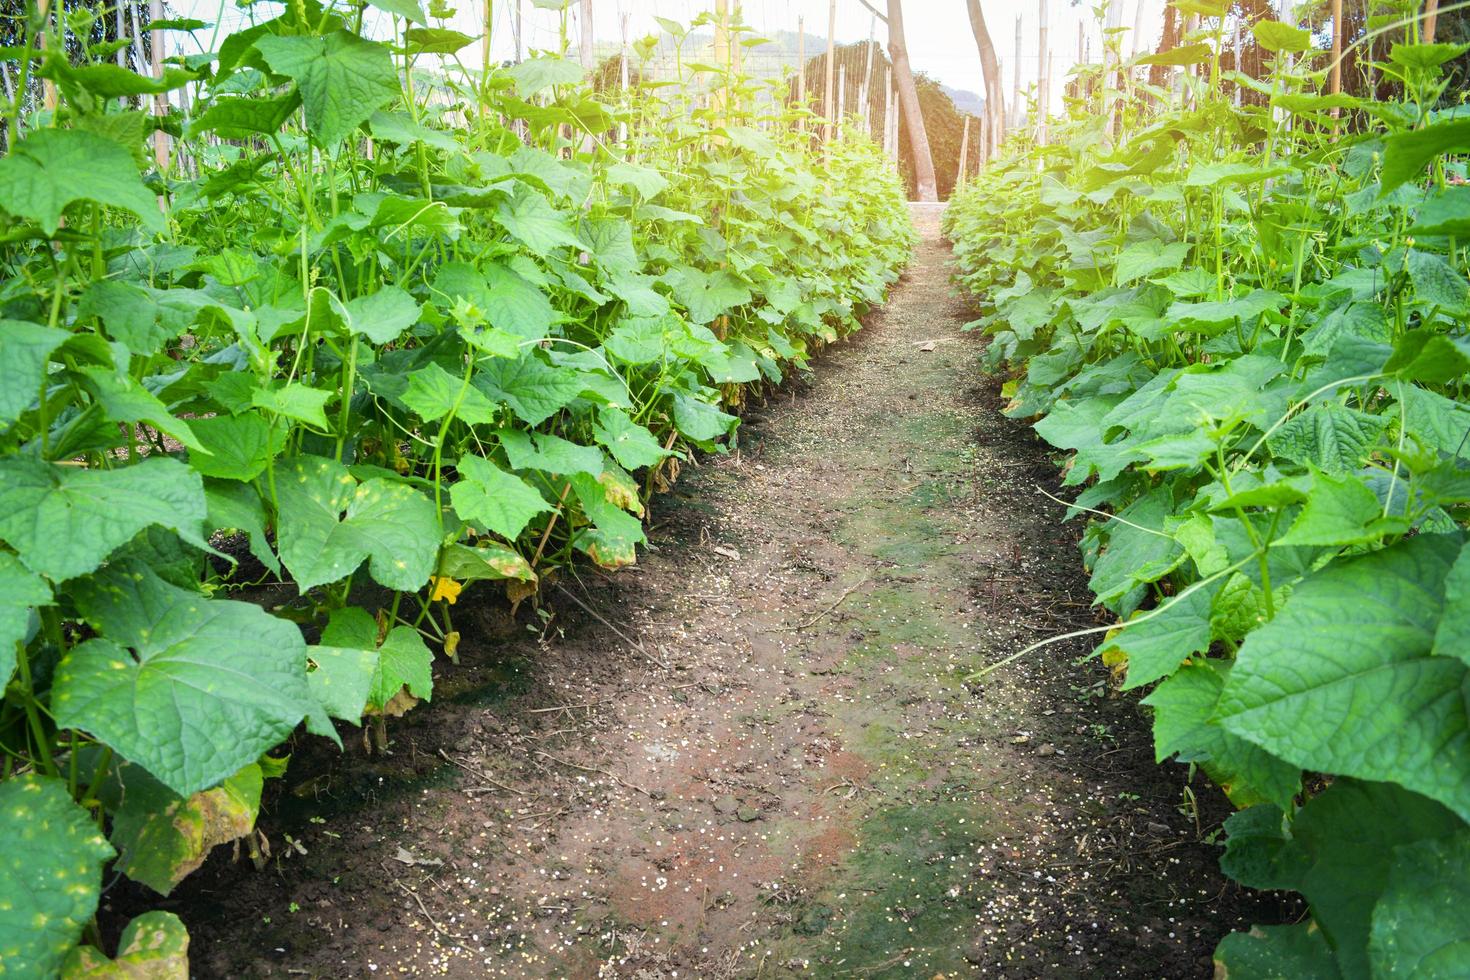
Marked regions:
[428,576,462,604]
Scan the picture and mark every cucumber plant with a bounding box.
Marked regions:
[946,3,1470,975]
[0,1,913,973]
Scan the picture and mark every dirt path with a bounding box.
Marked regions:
[158,207,1286,978]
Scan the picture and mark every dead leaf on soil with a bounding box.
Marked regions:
[712,545,741,560]
[392,846,444,867]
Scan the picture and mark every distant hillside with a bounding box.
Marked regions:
[943,85,986,118]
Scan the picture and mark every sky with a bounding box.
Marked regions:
[183,0,1169,111]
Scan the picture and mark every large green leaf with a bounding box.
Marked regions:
[0,320,68,425]
[62,911,189,979]
[1114,240,1191,285]
[1088,489,1186,614]
[306,643,378,734]
[449,454,551,539]
[78,366,204,452]
[1381,118,1470,193]
[1216,534,1470,821]
[0,456,207,582]
[0,775,115,978]
[472,352,584,425]
[1144,660,1301,809]
[188,413,286,481]
[672,392,737,443]
[1267,403,1388,475]
[496,183,587,255]
[274,455,439,593]
[0,129,163,235]
[1368,829,1470,979]
[1288,779,1464,980]
[254,31,399,148]
[1406,250,1470,314]
[54,562,311,796]
[594,407,672,470]
[343,286,422,344]
[1433,544,1470,666]
[669,267,753,324]
[321,607,433,713]
[1213,923,1341,980]
[0,552,50,687]
[402,363,499,425]
[1098,584,1215,691]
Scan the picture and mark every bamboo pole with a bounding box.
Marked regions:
[957,115,970,190]
[1012,15,1023,129]
[1424,0,1440,43]
[860,21,877,133]
[37,0,57,116]
[579,0,594,70]
[149,0,168,170]
[1329,0,1342,105]
[882,65,894,156]
[979,111,989,165]
[836,62,846,141]
[619,13,630,143]
[822,0,837,142]
[1037,0,1049,144]
[797,15,806,106]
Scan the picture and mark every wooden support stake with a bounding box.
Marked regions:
[1329,0,1343,115]
[882,65,894,156]
[149,0,168,171]
[1424,0,1440,43]
[956,115,970,189]
[1037,0,1049,144]
[822,0,837,142]
[1012,15,1023,129]
[836,62,846,141]
[618,12,630,143]
[860,21,877,133]
[579,0,594,70]
[797,15,806,106]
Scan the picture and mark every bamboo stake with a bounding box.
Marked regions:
[618,12,630,143]
[836,62,846,141]
[579,0,594,70]
[1424,0,1440,43]
[1037,0,1049,144]
[822,0,837,142]
[149,0,168,171]
[797,15,806,107]
[957,115,970,190]
[860,21,877,133]
[1012,15,1023,129]
[882,65,894,156]
[37,0,57,115]
[1329,0,1342,123]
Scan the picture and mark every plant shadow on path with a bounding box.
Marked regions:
[132,207,1295,978]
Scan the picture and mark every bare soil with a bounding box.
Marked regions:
[108,206,1292,978]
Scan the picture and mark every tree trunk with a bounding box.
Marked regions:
[964,0,1004,159]
[887,0,936,201]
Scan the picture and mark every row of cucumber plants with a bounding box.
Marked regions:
[945,3,1468,976]
[0,1,913,973]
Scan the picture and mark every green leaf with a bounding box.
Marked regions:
[1411,186,1470,238]
[449,455,551,539]
[605,316,669,364]
[0,128,163,235]
[1267,403,1388,475]
[1089,489,1186,615]
[1098,585,1215,691]
[503,55,584,97]
[306,643,378,730]
[1213,923,1341,980]
[1381,118,1470,193]
[402,363,499,425]
[366,0,426,23]
[274,455,440,593]
[1289,779,1463,980]
[188,91,301,139]
[1144,660,1301,809]
[605,161,668,199]
[1216,534,1470,821]
[188,413,286,481]
[1253,19,1314,53]
[0,775,115,978]
[497,184,587,255]
[62,911,189,979]
[498,428,603,476]
[251,382,334,430]
[0,456,207,582]
[343,286,422,344]
[367,627,432,713]
[107,761,263,895]
[472,352,584,425]
[1400,385,1470,457]
[403,27,478,55]
[569,471,645,569]
[78,365,204,452]
[255,31,399,149]
[77,281,182,356]
[1220,804,1307,891]
[670,267,753,324]
[0,552,49,687]
[368,110,457,154]
[594,407,672,470]
[1368,829,1470,978]
[1114,240,1190,285]
[1274,470,1397,547]
[1405,250,1470,314]
[1136,42,1212,66]
[204,478,280,576]
[672,392,737,443]
[1432,543,1470,667]
[0,319,68,426]
[55,562,310,796]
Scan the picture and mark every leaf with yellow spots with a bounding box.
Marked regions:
[274,455,439,594]
[54,561,312,797]
[62,910,188,978]
[321,606,433,715]
[0,775,115,978]
[439,542,536,583]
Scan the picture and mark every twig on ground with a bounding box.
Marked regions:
[534,750,652,797]
[394,880,467,944]
[762,571,872,633]
[553,583,671,670]
[437,748,525,796]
